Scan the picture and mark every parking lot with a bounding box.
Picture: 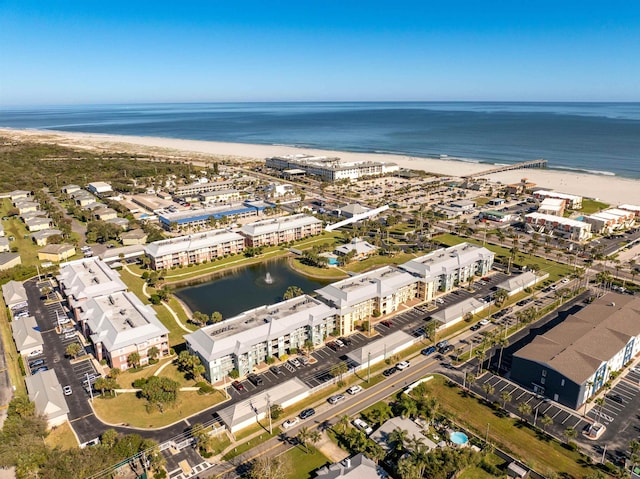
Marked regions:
[475,373,592,437]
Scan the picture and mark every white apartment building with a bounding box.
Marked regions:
[315,266,423,336]
[400,243,494,293]
[619,204,640,218]
[266,155,399,181]
[239,214,323,247]
[144,229,245,270]
[185,295,336,381]
[583,208,635,234]
[198,189,241,204]
[532,190,583,210]
[538,198,565,216]
[525,212,592,241]
[77,291,169,370]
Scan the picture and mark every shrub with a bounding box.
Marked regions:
[228,369,239,379]
[132,378,148,388]
[289,347,298,355]
[197,382,214,395]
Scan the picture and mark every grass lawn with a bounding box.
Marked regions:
[435,233,572,282]
[45,421,78,450]
[579,199,610,215]
[458,452,506,479]
[0,308,27,396]
[118,359,168,386]
[345,252,418,273]
[92,389,226,428]
[423,375,602,478]
[282,445,330,479]
[288,257,348,280]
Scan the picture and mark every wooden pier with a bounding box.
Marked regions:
[463,159,547,178]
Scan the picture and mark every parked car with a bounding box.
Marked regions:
[352,418,373,435]
[269,365,282,375]
[299,356,309,366]
[288,357,301,368]
[282,417,299,429]
[29,359,45,369]
[395,361,410,370]
[327,342,339,351]
[470,324,481,331]
[339,337,352,346]
[28,349,43,357]
[607,393,624,404]
[347,385,363,395]
[31,367,48,375]
[334,339,345,348]
[383,367,397,377]
[479,319,490,326]
[247,374,263,386]
[438,344,454,354]
[380,320,393,327]
[436,340,449,349]
[64,332,76,339]
[61,326,75,334]
[421,346,436,356]
[299,408,316,419]
[231,380,246,392]
[328,394,345,405]
[58,317,71,325]
[63,385,72,396]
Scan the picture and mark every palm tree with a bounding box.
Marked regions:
[517,402,532,422]
[595,397,607,423]
[388,427,409,454]
[482,382,495,401]
[540,414,553,432]
[563,426,577,444]
[495,336,510,373]
[336,414,350,434]
[500,391,512,409]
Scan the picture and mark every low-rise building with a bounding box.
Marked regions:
[20,210,48,222]
[370,417,437,452]
[267,154,399,182]
[92,207,118,221]
[496,271,549,296]
[31,229,63,246]
[186,295,336,381]
[619,204,640,218]
[337,204,370,218]
[334,238,378,260]
[0,252,21,271]
[0,237,9,253]
[12,316,44,356]
[158,201,273,232]
[511,293,640,409]
[105,217,130,230]
[25,216,53,232]
[61,184,81,195]
[532,190,582,210]
[2,280,28,310]
[239,214,323,247]
[120,229,148,245]
[86,181,113,196]
[9,190,30,202]
[144,229,245,270]
[199,189,241,204]
[38,244,76,262]
[77,291,169,370]
[316,266,423,336]
[15,200,39,214]
[583,208,635,234]
[525,212,591,241]
[430,297,486,329]
[538,198,565,216]
[316,454,388,479]
[478,210,512,222]
[25,369,69,428]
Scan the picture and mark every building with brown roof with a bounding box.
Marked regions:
[511,293,640,409]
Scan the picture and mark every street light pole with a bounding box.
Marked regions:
[367,352,371,383]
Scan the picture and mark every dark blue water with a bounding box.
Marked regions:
[1,102,639,178]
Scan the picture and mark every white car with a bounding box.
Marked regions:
[28,349,43,357]
[479,319,490,326]
[395,361,410,370]
[561,278,570,284]
[58,317,71,325]
[64,332,77,340]
[347,385,363,395]
[63,385,72,396]
[282,417,300,429]
[352,418,373,435]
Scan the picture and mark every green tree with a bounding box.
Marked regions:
[210,311,223,323]
[563,426,577,443]
[330,362,348,379]
[482,382,495,401]
[94,377,118,396]
[517,402,532,422]
[65,342,82,359]
[540,414,553,432]
[500,391,512,409]
[139,376,180,412]
[283,285,304,300]
[147,346,160,361]
[127,352,141,369]
[297,426,321,453]
[191,311,209,327]
[270,404,284,420]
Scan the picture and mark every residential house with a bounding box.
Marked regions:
[25,369,70,428]
[120,229,148,246]
[2,280,28,310]
[25,216,53,232]
[38,244,76,262]
[334,238,378,260]
[315,454,388,479]
[11,316,44,357]
[86,181,113,196]
[0,252,21,271]
[31,229,63,246]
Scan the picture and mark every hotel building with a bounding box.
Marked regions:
[239,214,323,247]
[266,154,399,182]
[185,295,336,381]
[144,229,245,270]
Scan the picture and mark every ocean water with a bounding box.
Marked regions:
[1,101,639,178]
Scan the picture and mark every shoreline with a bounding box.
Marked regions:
[1,127,638,205]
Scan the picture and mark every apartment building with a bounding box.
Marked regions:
[199,189,241,204]
[537,198,565,216]
[77,291,169,370]
[185,295,336,381]
[583,208,635,234]
[532,190,583,210]
[525,212,592,241]
[144,229,245,270]
[158,200,272,232]
[315,266,423,336]
[239,214,323,247]
[511,293,640,409]
[400,243,494,293]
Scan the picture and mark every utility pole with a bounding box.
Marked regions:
[266,394,272,434]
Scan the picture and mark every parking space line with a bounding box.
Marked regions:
[516,391,528,401]
[551,409,562,419]
[570,417,583,429]
[561,413,572,424]
[541,404,554,414]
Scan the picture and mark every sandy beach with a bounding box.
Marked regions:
[1,128,638,206]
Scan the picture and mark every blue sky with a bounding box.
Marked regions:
[1,1,639,104]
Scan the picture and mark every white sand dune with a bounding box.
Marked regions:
[2,128,638,205]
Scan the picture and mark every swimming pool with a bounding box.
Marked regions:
[449,431,469,445]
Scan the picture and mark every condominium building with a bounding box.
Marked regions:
[583,208,635,234]
[532,190,583,210]
[77,291,169,370]
[525,212,592,241]
[266,155,399,182]
[144,229,245,270]
[239,214,323,247]
[400,243,494,293]
[198,189,241,204]
[619,204,640,218]
[185,295,336,381]
[173,181,236,197]
[511,293,640,409]
[58,258,128,313]
[315,266,423,336]
[537,198,565,216]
